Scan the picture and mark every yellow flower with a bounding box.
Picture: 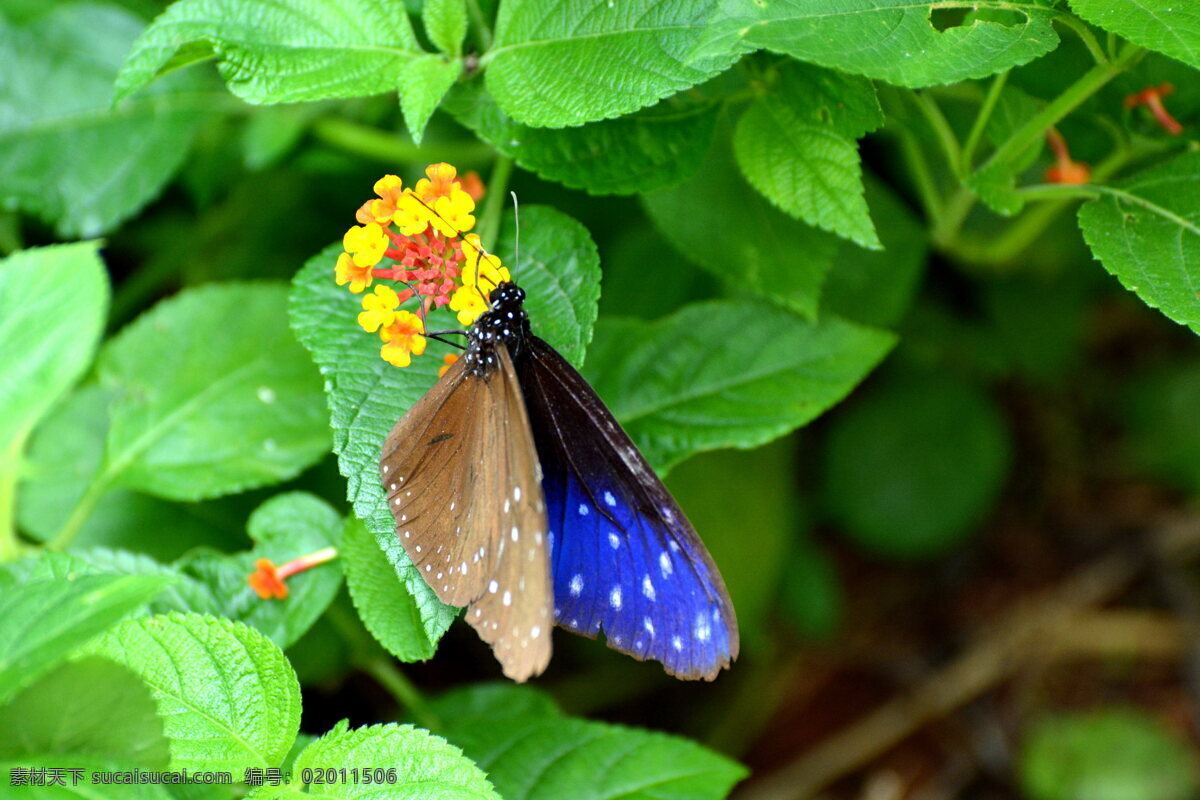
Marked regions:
[343,222,388,268]
[429,189,475,236]
[358,284,400,332]
[449,284,488,326]
[460,233,510,293]
[369,174,405,224]
[335,252,374,293]
[393,192,433,237]
[380,310,427,367]
[415,163,459,203]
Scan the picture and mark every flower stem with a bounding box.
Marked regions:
[1054,13,1109,66]
[960,71,1008,174]
[912,91,962,177]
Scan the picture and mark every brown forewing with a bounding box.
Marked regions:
[380,345,551,681]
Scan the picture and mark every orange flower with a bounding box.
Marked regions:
[380,310,427,367]
[438,353,459,377]
[369,174,406,224]
[1125,83,1184,136]
[335,251,374,293]
[248,547,338,600]
[459,171,486,201]
[415,163,459,203]
[1044,128,1090,185]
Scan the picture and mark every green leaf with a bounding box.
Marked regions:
[178,492,343,649]
[0,243,107,459]
[1019,709,1200,800]
[1069,0,1200,71]
[445,82,719,195]
[115,0,422,104]
[485,0,745,127]
[0,5,208,237]
[398,54,462,144]
[0,574,169,705]
[442,714,746,800]
[83,613,302,773]
[16,385,261,558]
[821,374,1012,559]
[1077,152,1200,335]
[699,0,1059,88]
[280,721,500,799]
[643,130,839,320]
[734,63,882,249]
[424,0,468,56]
[583,302,896,472]
[0,657,170,767]
[822,175,928,328]
[342,515,441,662]
[99,282,330,500]
[431,683,563,723]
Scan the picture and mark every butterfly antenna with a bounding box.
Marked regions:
[510,190,521,275]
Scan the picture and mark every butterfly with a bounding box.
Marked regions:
[379,281,738,681]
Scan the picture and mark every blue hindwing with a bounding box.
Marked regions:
[517,336,738,680]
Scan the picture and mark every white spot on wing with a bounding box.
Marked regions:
[578,503,589,516]
[569,574,584,597]
[672,636,683,651]
[503,591,512,607]
[695,613,711,642]
[643,617,655,636]
[608,532,620,549]
[642,574,656,601]
[488,580,498,594]
[659,551,674,577]
[604,491,616,506]
[610,585,622,609]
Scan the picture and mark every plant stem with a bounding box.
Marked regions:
[931,186,977,249]
[1054,13,1109,66]
[311,118,494,166]
[895,126,943,222]
[362,657,443,733]
[960,71,1008,174]
[476,155,513,250]
[912,91,962,177]
[974,44,1144,184]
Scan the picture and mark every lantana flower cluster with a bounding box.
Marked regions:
[334,163,510,368]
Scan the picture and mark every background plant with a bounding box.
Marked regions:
[3,0,1200,798]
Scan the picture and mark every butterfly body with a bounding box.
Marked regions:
[381,282,738,681]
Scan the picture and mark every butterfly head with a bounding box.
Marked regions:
[488,281,525,309]
[463,281,530,374]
